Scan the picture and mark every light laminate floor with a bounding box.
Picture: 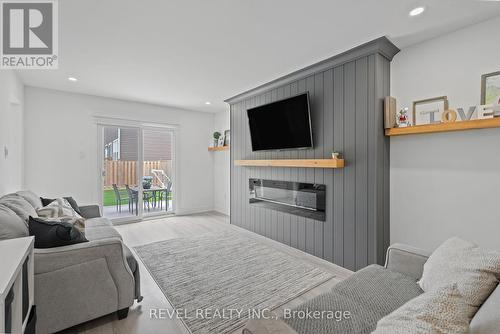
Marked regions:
[59,212,352,334]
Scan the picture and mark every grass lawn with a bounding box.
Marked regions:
[103,188,172,207]
[103,189,124,207]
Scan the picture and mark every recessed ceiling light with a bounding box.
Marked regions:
[409,6,425,17]
[205,101,211,105]
[68,77,78,82]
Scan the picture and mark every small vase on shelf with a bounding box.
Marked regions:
[332,151,341,160]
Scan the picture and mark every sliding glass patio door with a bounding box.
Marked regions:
[101,126,141,221]
[99,123,175,222]
[142,128,174,217]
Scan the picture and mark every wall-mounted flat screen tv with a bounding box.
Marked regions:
[247,93,313,151]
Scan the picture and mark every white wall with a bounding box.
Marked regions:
[212,110,230,215]
[0,71,24,196]
[391,16,500,252]
[24,87,214,214]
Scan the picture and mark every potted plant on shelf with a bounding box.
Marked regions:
[213,131,221,147]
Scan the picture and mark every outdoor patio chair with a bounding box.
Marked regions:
[158,181,172,211]
[112,184,130,213]
[125,185,138,214]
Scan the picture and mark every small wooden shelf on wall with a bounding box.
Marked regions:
[385,118,500,137]
[234,159,345,169]
[208,146,229,151]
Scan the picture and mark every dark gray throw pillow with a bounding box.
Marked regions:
[28,216,88,249]
[40,196,82,215]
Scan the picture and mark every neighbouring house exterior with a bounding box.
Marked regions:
[104,127,172,161]
[103,127,173,188]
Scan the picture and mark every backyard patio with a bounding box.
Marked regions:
[102,159,173,219]
[102,187,173,218]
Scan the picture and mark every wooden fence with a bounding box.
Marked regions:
[104,160,171,188]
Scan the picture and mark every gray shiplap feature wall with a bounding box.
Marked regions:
[226,37,398,271]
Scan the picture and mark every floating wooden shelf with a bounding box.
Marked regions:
[208,146,229,151]
[385,118,500,137]
[234,159,345,169]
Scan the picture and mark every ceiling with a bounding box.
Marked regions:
[17,0,500,113]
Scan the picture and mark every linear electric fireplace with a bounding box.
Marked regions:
[249,179,325,221]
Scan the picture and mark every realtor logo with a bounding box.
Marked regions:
[1,0,58,69]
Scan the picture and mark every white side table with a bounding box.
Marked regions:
[0,237,35,333]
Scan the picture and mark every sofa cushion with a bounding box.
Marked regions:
[29,216,88,249]
[283,265,423,334]
[419,237,500,319]
[84,226,123,241]
[85,217,113,228]
[0,194,38,223]
[16,190,42,209]
[0,205,29,240]
[373,284,469,334]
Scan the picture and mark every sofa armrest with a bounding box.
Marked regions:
[34,238,134,308]
[80,205,101,218]
[384,243,431,281]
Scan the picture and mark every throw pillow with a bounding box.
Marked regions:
[37,198,83,219]
[38,216,86,235]
[418,237,500,319]
[373,284,469,334]
[41,196,82,215]
[28,216,88,249]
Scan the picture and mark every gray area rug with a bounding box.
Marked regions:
[134,231,334,334]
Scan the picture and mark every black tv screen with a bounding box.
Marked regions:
[247,93,313,151]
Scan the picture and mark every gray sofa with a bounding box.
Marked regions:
[0,191,141,334]
[244,243,500,334]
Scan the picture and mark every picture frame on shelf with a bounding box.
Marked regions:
[481,71,500,105]
[218,135,225,147]
[223,129,230,146]
[384,96,397,129]
[413,96,448,126]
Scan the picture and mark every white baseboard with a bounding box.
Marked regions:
[176,206,214,216]
[213,206,230,216]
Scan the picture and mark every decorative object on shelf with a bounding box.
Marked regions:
[223,129,230,146]
[213,131,221,147]
[454,105,500,120]
[384,97,397,129]
[441,109,458,123]
[457,106,476,121]
[218,135,225,147]
[413,96,448,125]
[142,176,153,189]
[489,102,500,117]
[476,104,494,119]
[397,107,411,127]
[481,70,500,105]
[331,151,341,160]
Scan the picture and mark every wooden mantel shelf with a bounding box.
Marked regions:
[208,146,229,151]
[385,118,500,137]
[234,159,345,169]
